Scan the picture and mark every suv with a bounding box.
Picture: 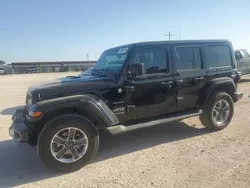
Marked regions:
[9,40,243,172]
[235,49,250,76]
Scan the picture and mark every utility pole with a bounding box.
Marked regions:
[165,31,174,41]
[86,53,89,62]
[86,53,90,68]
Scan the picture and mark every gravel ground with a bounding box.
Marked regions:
[0,73,250,188]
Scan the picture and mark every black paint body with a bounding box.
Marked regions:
[11,40,242,145]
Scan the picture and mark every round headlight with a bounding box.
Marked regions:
[27,97,33,105]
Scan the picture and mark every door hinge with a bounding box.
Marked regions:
[127,105,135,112]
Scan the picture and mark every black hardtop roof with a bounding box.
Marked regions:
[108,39,230,50]
[234,49,248,51]
[134,39,230,46]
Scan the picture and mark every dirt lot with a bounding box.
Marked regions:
[0,73,250,188]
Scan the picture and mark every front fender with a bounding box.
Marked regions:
[28,94,119,127]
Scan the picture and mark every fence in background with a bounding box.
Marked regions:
[4,61,96,74]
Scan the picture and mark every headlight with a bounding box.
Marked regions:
[27,97,33,105]
[26,92,41,106]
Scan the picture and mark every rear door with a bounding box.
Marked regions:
[171,44,206,111]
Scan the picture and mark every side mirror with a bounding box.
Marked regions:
[128,63,144,77]
[235,53,240,61]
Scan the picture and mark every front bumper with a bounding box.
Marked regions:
[234,91,244,102]
[9,108,29,143]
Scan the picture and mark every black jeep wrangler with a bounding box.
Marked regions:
[9,40,243,172]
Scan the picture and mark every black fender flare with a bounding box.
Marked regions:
[29,94,119,128]
[197,77,238,106]
[41,113,99,135]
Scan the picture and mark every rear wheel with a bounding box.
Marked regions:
[199,92,234,131]
[38,115,99,172]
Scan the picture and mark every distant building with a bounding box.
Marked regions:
[3,64,14,74]
[11,61,96,74]
[0,60,5,69]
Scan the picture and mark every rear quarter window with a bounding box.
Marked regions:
[205,45,232,69]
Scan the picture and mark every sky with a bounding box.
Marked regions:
[0,0,250,63]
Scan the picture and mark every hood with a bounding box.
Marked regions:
[28,75,113,100]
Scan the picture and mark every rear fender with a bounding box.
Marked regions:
[197,77,238,106]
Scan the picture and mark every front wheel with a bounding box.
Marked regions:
[37,115,99,172]
[199,92,234,131]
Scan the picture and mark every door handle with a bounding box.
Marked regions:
[194,77,204,80]
[125,85,135,93]
[161,81,173,85]
[176,79,183,85]
[161,81,173,88]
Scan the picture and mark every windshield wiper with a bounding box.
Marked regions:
[66,76,81,79]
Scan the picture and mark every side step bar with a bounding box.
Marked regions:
[107,109,202,135]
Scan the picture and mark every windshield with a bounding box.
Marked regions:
[77,46,130,79]
[78,67,94,77]
[93,46,130,78]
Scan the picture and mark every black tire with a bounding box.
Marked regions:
[37,114,99,173]
[199,92,234,131]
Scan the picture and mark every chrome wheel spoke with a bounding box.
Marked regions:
[74,138,87,146]
[68,128,76,140]
[214,106,220,112]
[224,111,230,121]
[216,113,222,121]
[71,147,80,160]
[220,114,226,121]
[214,111,219,120]
[217,100,222,109]
[53,135,67,145]
[223,103,230,111]
[56,146,68,159]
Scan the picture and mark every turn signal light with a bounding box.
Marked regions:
[30,112,42,117]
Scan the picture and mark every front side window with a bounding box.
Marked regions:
[174,46,202,70]
[206,45,232,68]
[130,46,168,74]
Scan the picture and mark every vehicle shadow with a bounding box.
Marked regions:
[240,78,250,83]
[95,122,210,162]
[0,121,210,187]
[0,105,24,115]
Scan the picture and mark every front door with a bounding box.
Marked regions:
[124,45,176,120]
[172,44,206,111]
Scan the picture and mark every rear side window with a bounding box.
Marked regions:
[206,45,232,68]
[174,46,202,71]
